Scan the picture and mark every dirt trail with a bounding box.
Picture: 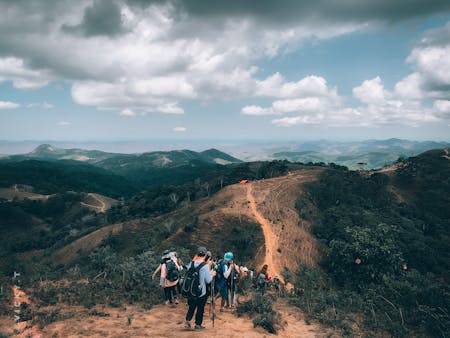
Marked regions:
[80,193,117,213]
[247,183,282,282]
[0,300,329,338]
[243,170,321,279]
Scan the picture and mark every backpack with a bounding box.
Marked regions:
[165,260,179,282]
[215,259,227,281]
[181,261,206,299]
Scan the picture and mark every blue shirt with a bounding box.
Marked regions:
[187,260,212,297]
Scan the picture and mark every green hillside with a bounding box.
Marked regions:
[0,160,137,198]
[293,148,450,337]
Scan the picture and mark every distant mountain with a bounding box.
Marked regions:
[2,144,242,167]
[271,139,450,169]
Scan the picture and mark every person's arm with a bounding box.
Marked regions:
[152,264,162,280]
[223,264,232,279]
[203,264,212,284]
[161,263,167,281]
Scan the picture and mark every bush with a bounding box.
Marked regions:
[236,293,279,334]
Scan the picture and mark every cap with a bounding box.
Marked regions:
[206,251,212,258]
[224,252,234,261]
[197,246,207,255]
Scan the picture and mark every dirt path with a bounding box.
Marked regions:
[80,193,117,213]
[0,300,329,338]
[242,170,320,280]
[247,183,283,283]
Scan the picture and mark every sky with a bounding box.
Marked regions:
[0,0,450,142]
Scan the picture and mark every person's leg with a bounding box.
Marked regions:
[185,297,197,323]
[195,295,208,327]
[164,287,171,304]
[219,286,228,311]
[230,286,235,307]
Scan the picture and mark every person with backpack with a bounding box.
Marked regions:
[183,246,216,330]
[161,254,181,305]
[257,264,271,295]
[215,252,235,311]
[227,259,240,308]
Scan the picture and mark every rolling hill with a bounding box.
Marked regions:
[0,147,448,337]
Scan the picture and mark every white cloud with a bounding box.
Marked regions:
[173,126,186,132]
[27,102,54,109]
[241,105,276,116]
[119,108,136,117]
[394,73,424,100]
[272,114,325,127]
[0,57,51,89]
[404,22,450,98]
[353,76,387,104]
[249,72,444,128]
[57,121,71,126]
[0,101,20,109]
[256,73,332,98]
[433,100,450,116]
[0,1,363,114]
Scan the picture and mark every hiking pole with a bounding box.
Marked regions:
[211,276,215,328]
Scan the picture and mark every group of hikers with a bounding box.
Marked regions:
[152,246,273,330]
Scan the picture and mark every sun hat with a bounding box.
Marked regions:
[197,246,207,256]
[224,252,234,261]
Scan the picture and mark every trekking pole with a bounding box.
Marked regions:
[211,276,215,328]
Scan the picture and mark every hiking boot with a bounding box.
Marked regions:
[164,300,170,305]
[184,321,191,329]
[220,307,224,312]
[195,325,206,330]
[174,299,179,305]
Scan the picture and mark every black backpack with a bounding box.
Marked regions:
[215,259,227,281]
[165,260,179,282]
[181,261,206,299]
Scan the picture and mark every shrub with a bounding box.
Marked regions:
[236,293,279,334]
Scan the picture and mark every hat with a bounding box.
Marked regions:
[162,249,170,255]
[206,251,212,258]
[197,246,207,255]
[224,252,234,261]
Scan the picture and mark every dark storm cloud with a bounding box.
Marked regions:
[62,0,125,37]
[128,0,450,24]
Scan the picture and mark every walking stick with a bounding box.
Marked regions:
[211,276,215,328]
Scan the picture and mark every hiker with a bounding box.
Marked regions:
[151,249,170,282]
[161,254,181,305]
[152,250,182,281]
[205,251,215,300]
[184,246,216,330]
[227,259,240,307]
[216,252,235,311]
[257,264,271,295]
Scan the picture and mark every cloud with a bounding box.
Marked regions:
[256,73,333,98]
[0,1,366,114]
[244,72,442,128]
[405,22,450,98]
[0,0,449,120]
[0,57,51,89]
[433,100,450,117]
[57,121,71,126]
[62,0,126,37]
[27,102,54,109]
[0,101,20,109]
[164,0,450,24]
[242,73,341,118]
[173,126,186,132]
[119,108,136,116]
